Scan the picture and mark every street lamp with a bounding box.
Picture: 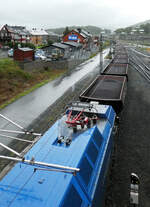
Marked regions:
[99,31,105,73]
[99,33,103,73]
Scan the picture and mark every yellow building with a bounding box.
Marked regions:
[30,28,48,46]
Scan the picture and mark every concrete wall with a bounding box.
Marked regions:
[19,59,84,72]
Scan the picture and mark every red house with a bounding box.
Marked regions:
[63,29,87,44]
[14,48,34,62]
[62,29,92,49]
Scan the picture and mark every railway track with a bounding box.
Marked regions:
[128,48,150,82]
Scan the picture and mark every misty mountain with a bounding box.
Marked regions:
[46,25,111,36]
[132,19,150,28]
[115,18,150,34]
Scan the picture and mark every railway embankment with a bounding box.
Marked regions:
[105,64,150,206]
[0,58,67,109]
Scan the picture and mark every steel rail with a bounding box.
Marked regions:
[131,52,150,72]
[129,55,150,79]
[129,59,150,82]
[129,51,150,82]
[131,48,150,58]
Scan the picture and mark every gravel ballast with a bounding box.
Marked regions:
[105,64,150,207]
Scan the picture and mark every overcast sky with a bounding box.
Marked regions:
[1,0,150,30]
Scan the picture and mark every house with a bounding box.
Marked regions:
[0,24,11,43]
[0,24,30,44]
[29,28,48,45]
[62,28,92,49]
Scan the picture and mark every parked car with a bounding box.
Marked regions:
[34,49,46,60]
[8,49,14,57]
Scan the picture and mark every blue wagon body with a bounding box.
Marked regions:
[0,104,115,207]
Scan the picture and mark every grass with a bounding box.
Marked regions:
[0,78,58,109]
[0,58,32,80]
[89,53,98,59]
[0,58,67,109]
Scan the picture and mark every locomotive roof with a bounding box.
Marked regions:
[0,105,115,207]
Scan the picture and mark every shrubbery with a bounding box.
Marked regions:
[0,58,32,80]
[5,42,35,49]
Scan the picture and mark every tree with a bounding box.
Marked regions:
[47,39,54,46]
[115,28,125,34]
[141,23,150,34]
[63,26,70,36]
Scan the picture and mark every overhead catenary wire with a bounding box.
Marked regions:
[0,133,34,143]
[0,143,22,157]
[0,129,42,136]
[0,113,25,131]
[0,113,42,136]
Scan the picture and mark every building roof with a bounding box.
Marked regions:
[74,29,92,38]
[47,31,60,37]
[0,25,4,31]
[52,42,70,49]
[81,29,92,37]
[62,41,82,48]
[30,28,48,36]
[6,25,30,36]
[18,47,33,52]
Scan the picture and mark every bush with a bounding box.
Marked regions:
[21,43,35,49]
[103,40,110,49]
[47,40,54,46]
[4,42,35,49]
[5,42,13,48]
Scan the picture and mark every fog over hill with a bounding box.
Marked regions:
[46,25,111,36]
[129,19,150,28]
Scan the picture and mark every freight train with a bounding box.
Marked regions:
[0,44,128,207]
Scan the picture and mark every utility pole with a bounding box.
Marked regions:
[99,33,103,73]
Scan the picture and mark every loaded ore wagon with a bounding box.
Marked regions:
[101,63,128,79]
[79,75,127,114]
